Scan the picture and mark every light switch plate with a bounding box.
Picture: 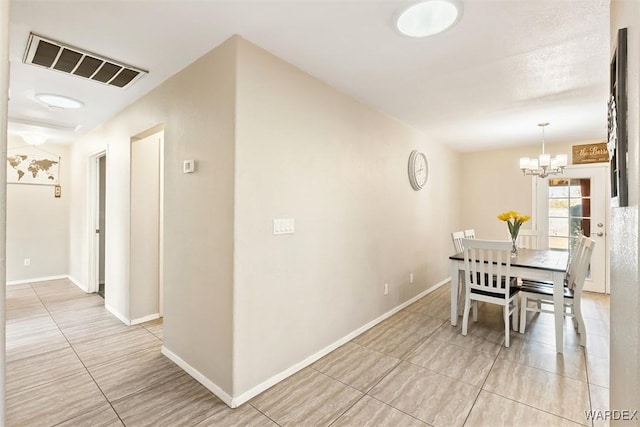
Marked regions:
[273,218,295,235]
[183,160,195,174]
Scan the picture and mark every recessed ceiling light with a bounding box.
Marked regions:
[35,93,84,110]
[396,0,462,37]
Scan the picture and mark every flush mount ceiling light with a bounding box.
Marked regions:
[22,132,47,146]
[396,0,462,37]
[35,93,84,110]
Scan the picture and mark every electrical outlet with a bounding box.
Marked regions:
[273,218,295,235]
[409,273,414,283]
[384,283,389,295]
[23,258,31,267]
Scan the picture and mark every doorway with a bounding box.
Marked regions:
[130,130,163,319]
[88,150,107,296]
[98,155,106,298]
[534,164,610,293]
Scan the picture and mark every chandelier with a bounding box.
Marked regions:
[519,122,567,178]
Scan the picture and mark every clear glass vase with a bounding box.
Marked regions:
[511,236,518,257]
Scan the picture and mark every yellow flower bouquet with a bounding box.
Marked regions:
[497,210,531,255]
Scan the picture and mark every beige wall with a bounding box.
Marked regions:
[233,38,461,395]
[460,140,594,239]
[610,0,640,419]
[67,34,462,401]
[7,137,69,282]
[68,37,237,389]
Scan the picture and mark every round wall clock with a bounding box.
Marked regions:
[408,150,428,191]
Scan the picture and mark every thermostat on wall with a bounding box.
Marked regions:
[183,160,196,174]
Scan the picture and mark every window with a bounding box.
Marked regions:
[548,178,591,257]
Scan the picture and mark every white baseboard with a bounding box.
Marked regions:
[232,277,449,406]
[161,278,450,408]
[67,275,90,293]
[131,313,160,325]
[6,274,97,296]
[105,303,131,326]
[8,274,160,329]
[161,346,235,407]
[7,275,68,286]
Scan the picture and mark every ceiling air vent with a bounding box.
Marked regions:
[23,33,148,89]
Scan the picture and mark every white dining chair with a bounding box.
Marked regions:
[461,238,519,347]
[451,231,465,253]
[521,234,586,299]
[451,231,467,315]
[513,229,541,292]
[518,235,589,335]
[519,237,596,346]
[464,229,476,239]
[516,229,539,249]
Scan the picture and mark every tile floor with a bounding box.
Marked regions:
[6,279,610,426]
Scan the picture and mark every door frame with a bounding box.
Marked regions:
[130,128,164,318]
[88,149,107,295]
[533,163,610,293]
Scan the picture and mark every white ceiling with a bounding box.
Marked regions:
[8,0,610,152]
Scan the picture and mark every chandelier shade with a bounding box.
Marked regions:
[519,123,567,178]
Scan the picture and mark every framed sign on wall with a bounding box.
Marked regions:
[7,145,60,186]
[608,27,628,207]
[572,142,608,165]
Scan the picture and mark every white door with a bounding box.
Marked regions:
[535,164,609,293]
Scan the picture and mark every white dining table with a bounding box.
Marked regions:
[449,248,569,353]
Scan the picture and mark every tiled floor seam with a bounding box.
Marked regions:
[109,370,190,405]
[49,401,110,427]
[310,357,402,394]
[33,287,128,426]
[310,359,427,426]
[402,357,488,390]
[474,389,591,427]
[496,350,590,384]
[70,342,186,421]
[584,346,597,427]
[482,348,592,426]
[460,344,500,426]
[360,349,441,426]
[247,402,283,427]
[62,330,162,370]
[359,393,435,426]
[399,327,441,361]
[325,392,369,426]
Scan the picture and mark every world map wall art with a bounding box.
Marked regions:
[7,146,60,186]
